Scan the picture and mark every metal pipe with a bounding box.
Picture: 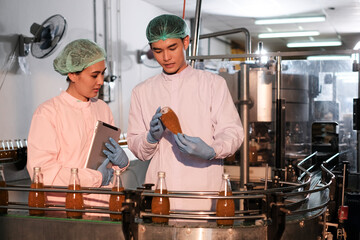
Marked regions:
[341,163,347,206]
[143,192,264,200]
[275,56,285,171]
[199,27,251,56]
[190,0,202,68]
[358,52,360,173]
[187,49,359,60]
[264,163,269,190]
[297,152,317,176]
[93,0,97,42]
[140,212,265,220]
[240,63,250,188]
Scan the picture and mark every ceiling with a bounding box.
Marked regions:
[142,0,360,54]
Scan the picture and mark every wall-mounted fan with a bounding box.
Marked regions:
[19,14,67,59]
[136,45,160,68]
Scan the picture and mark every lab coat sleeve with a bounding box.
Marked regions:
[210,76,244,159]
[127,88,158,161]
[27,106,103,188]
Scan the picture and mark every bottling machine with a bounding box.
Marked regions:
[1,0,360,239]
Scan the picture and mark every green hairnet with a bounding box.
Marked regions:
[146,14,190,43]
[53,39,106,75]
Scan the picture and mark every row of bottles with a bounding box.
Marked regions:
[1,166,235,225]
[0,166,126,220]
[149,171,235,226]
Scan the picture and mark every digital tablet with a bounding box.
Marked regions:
[85,120,121,170]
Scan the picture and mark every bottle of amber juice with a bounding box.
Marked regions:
[65,168,84,219]
[216,173,235,226]
[151,171,170,223]
[28,167,46,216]
[109,169,125,221]
[0,165,8,215]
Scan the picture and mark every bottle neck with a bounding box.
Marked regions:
[113,174,123,189]
[69,172,80,187]
[220,178,232,196]
[0,170,5,182]
[156,177,167,191]
[32,172,43,184]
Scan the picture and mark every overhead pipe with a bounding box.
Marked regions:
[190,0,202,68]
[198,28,252,57]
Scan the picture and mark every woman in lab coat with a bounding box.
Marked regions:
[27,39,129,215]
[127,15,244,216]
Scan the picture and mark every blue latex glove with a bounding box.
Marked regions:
[147,107,165,143]
[173,133,216,160]
[97,158,114,186]
[103,137,129,168]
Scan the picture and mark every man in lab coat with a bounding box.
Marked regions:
[127,14,243,217]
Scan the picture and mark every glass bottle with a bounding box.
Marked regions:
[151,171,170,224]
[249,139,258,163]
[65,168,84,219]
[216,173,235,226]
[0,165,8,215]
[109,169,125,221]
[28,167,46,216]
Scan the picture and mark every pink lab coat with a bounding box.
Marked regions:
[27,91,122,214]
[127,66,244,213]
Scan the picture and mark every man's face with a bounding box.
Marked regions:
[151,36,189,74]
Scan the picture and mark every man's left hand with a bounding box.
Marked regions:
[173,133,216,160]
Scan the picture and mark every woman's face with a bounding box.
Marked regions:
[67,60,106,101]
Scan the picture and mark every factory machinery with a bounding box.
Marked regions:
[0,147,353,240]
[1,1,360,238]
[1,53,360,240]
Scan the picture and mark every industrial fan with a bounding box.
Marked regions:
[136,45,160,68]
[19,14,67,59]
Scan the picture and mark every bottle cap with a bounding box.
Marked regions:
[71,168,78,174]
[34,167,41,172]
[115,169,121,175]
[158,171,165,178]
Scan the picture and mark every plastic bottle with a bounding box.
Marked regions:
[249,139,258,163]
[151,171,170,223]
[0,165,8,215]
[28,167,46,216]
[216,173,235,226]
[65,168,84,219]
[109,169,125,221]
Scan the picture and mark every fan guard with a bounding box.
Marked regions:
[19,14,67,59]
[136,45,160,68]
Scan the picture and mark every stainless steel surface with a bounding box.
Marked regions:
[0,212,125,240]
[249,68,273,122]
[276,56,282,101]
[138,223,267,240]
[277,73,309,122]
[358,53,360,173]
[190,0,202,68]
[187,49,360,60]
[137,215,323,240]
[240,63,250,188]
